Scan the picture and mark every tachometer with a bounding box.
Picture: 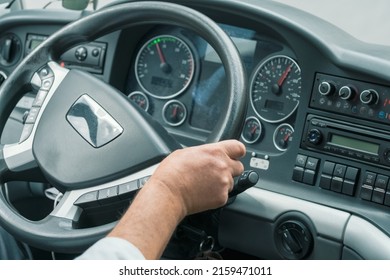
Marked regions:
[135,35,195,99]
[250,55,301,123]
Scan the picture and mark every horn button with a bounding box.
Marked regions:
[33,69,177,191]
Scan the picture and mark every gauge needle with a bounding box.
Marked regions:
[171,105,178,119]
[156,43,166,64]
[278,64,292,87]
[156,43,172,74]
[250,125,258,135]
[283,133,291,142]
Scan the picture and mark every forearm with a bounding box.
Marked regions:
[108,178,186,259]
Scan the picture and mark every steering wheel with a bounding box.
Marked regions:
[0,1,247,253]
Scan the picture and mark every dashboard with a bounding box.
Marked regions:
[1,0,390,260]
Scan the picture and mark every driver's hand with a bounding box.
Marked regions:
[147,140,246,216]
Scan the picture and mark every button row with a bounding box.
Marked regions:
[19,66,54,143]
[292,154,319,185]
[319,161,359,196]
[74,176,150,209]
[360,171,390,206]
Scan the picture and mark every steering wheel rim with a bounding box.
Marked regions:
[0,1,247,253]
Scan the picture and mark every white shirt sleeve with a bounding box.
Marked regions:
[76,237,145,260]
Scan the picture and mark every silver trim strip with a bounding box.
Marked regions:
[50,164,159,220]
[3,62,69,172]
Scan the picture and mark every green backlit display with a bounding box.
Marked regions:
[330,134,379,155]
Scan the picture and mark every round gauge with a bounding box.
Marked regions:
[128,91,150,111]
[250,55,301,123]
[162,100,187,126]
[135,35,195,99]
[241,117,262,144]
[273,123,294,151]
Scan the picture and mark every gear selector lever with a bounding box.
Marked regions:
[229,170,259,197]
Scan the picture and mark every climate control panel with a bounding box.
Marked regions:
[311,73,390,124]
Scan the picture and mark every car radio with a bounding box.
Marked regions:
[301,114,390,168]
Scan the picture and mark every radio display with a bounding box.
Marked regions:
[330,134,379,155]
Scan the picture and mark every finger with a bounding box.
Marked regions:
[229,159,245,177]
[219,140,246,159]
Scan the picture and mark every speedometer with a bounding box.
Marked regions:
[135,35,195,99]
[250,55,301,123]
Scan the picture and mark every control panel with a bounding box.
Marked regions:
[311,73,390,124]
[60,41,107,74]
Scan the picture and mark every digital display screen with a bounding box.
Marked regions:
[29,39,43,51]
[190,25,258,131]
[265,100,284,111]
[330,134,379,155]
[151,76,172,88]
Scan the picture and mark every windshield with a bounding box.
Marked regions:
[275,0,390,46]
[7,0,390,46]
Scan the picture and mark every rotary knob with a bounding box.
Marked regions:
[318,81,335,96]
[338,86,355,100]
[360,89,379,105]
[275,220,313,259]
[307,129,322,145]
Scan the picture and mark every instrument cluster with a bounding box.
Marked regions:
[125,24,301,154]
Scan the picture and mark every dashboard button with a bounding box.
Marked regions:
[375,175,389,189]
[372,188,385,204]
[319,174,332,190]
[333,164,346,178]
[305,157,319,171]
[331,177,343,193]
[360,185,373,201]
[342,180,356,196]
[292,166,304,182]
[345,167,359,182]
[322,161,335,175]
[303,169,316,185]
[363,172,376,186]
[295,154,307,167]
[384,192,390,207]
